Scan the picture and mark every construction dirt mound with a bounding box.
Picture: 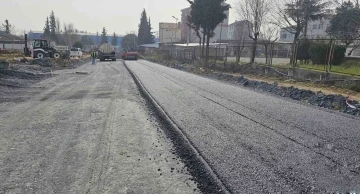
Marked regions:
[147,59,360,117]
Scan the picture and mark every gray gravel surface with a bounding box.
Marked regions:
[0,61,199,194]
[126,60,360,193]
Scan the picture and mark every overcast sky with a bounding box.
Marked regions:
[1,0,238,36]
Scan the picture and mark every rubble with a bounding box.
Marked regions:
[0,59,9,69]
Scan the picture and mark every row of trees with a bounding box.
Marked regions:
[186,0,360,65]
[41,11,119,48]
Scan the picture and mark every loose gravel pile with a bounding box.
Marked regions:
[146,58,360,116]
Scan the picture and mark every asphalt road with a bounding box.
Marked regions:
[126,60,360,193]
[0,61,199,194]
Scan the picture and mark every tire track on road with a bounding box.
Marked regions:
[138,61,360,174]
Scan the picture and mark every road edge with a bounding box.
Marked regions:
[123,61,231,194]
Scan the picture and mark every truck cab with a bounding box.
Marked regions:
[32,39,61,59]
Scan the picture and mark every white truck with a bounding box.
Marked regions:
[70,48,83,58]
[98,43,116,61]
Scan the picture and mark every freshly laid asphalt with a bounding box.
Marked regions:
[126,60,360,193]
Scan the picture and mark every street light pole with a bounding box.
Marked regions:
[172,16,179,43]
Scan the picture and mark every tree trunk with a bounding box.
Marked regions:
[264,44,268,64]
[250,40,257,64]
[202,30,206,59]
[199,36,202,59]
[205,33,211,68]
[290,32,300,65]
[236,46,240,64]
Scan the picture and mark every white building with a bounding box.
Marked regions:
[227,20,253,40]
[306,14,333,39]
[159,23,181,43]
[180,4,229,43]
[279,13,334,42]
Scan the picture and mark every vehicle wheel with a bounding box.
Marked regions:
[36,52,45,59]
[53,52,61,59]
[112,59,116,61]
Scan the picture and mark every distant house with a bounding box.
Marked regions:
[0,31,25,50]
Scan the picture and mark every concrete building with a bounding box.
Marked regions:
[159,23,181,43]
[306,14,333,39]
[0,31,25,50]
[279,28,296,42]
[279,12,334,42]
[227,20,253,41]
[180,4,229,43]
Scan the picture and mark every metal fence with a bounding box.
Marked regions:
[144,39,360,76]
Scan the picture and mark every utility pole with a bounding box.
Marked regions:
[187,14,190,46]
[172,16,179,43]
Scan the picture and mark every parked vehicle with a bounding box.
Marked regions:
[70,48,83,58]
[98,43,116,61]
[31,39,67,59]
[24,35,70,59]
[121,49,138,60]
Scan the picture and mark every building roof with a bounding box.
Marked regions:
[139,43,159,48]
[0,32,23,42]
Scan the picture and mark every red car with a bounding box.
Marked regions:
[121,50,138,60]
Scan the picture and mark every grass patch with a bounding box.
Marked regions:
[272,61,360,76]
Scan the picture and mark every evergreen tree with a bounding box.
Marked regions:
[327,1,360,55]
[101,27,108,43]
[147,17,155,43]
[138,9,154,45]
[111,32,118,46]
[2,19,12,34]
[49,11,58,43]
[187,0,230,65]
[43,17,51,41]
[281,0,328,42]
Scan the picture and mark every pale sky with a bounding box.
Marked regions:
[1,0,238,36]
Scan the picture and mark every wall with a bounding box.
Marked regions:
[159,23,181,43]
[2,43,25,50]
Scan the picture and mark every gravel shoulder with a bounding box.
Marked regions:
[126,59,360,193]
[0,61,199,194]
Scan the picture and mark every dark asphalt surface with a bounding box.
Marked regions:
[126,60,360,193]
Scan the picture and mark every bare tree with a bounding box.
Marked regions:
[260,25,279,64]
[61,22,77,46]
[273,0,328,43]
[236,0,270,63]
[56,17,61,34]
[233,21,252,65]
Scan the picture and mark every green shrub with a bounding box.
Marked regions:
[296,40,311,61]
[309,42,328,64]
[332,46,346,65]
[309,42,346,65]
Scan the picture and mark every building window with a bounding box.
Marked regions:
[280,34,287,39]
[313,24,317,30]
[319,24,323,29]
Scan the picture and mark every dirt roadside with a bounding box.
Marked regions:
[0,57,91,103]
[0,61,201,193]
